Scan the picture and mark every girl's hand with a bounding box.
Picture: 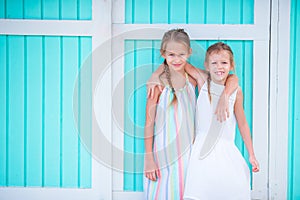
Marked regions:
[215,92,230,122]
[249,156,260,172]
[144,156,160,181]
[147,79,163,99]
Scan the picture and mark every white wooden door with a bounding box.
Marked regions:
[110,0,271,199]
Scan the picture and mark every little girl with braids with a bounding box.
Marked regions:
[144,28,197,200]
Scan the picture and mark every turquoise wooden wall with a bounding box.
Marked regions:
[289,0,300,199]
[0,0,92,188]
[123,39,253,191]
[0,0,91,20]
[125,0,254,24]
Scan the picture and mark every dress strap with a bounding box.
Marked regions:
[185,72,189,83]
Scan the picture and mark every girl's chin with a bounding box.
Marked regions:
[171,65,184,70]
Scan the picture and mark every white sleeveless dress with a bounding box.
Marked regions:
[183,81,250,200]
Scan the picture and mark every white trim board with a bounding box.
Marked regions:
[0,158,105,200]
[0,19,94,36]
[112,24,268,40]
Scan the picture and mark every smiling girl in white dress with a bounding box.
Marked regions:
[183,42,260,200]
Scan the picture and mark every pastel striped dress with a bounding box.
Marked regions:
[144,74,196,200]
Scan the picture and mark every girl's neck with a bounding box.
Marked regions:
[210,77,226,86]
[169,65,186,77]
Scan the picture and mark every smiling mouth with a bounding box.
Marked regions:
[173,64,182,67]
[215,71,224,75]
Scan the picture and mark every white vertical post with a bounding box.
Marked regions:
[251,0,271,199]
[92,0,112,199]
[269,0,290,199]
[111,0,126,193]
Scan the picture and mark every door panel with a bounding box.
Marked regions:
[112,0,270,199]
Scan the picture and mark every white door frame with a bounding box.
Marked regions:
[269,0,290,199]
[110,0,280,199]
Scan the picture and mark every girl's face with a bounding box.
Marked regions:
[205,50,233,85]
[162,41,191,72]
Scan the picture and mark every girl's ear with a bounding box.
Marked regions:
[189,48,192,56]
[230,61,235,71]
[204,61,209,71]
[161,50,166,59]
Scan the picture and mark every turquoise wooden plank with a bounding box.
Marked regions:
[0,0,5,18]
[134,41,152,191]
[0,36,6,186]
[242,0,254,24]
[78,37,92,188]
[169,0,187,23]
[241,41,253,176]
[188,0,205,24]
[235,41,248,155]
[44,36,61,187]
[288,1,296,198]
[126,0,254,25]
[7,36,25,186]
[133,0,150,23]
[224,0,241,24]
[26,36,43,186]
[24,0,41,19]
[288,4,295,196]
[43,0,59,19]
[229,41,245,154]
[289,0,300,198]
[61,0,77,20]
[206,0,223,24]
[78,0,91,20]
[61,37,79,187]
[291,45,300,199]
[124,40,135,190]
[152,40,163,71]
[151,0,168,23]
[243,41,253,136]
[125,0,133,23]
[6,0,23,19]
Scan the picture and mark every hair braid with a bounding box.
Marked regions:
[164,63,175,94]
[158,60,177,105]
[207,73,212,103]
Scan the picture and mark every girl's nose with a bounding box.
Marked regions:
[174,55,181,61]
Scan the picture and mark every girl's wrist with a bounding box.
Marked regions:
[145,152,155,160]
[249,154,256,159]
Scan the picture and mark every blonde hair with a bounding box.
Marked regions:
[159,29,191,104]
[205,42,235,103]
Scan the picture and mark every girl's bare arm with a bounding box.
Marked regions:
[144,87,162,180]
[234,87,259,172]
